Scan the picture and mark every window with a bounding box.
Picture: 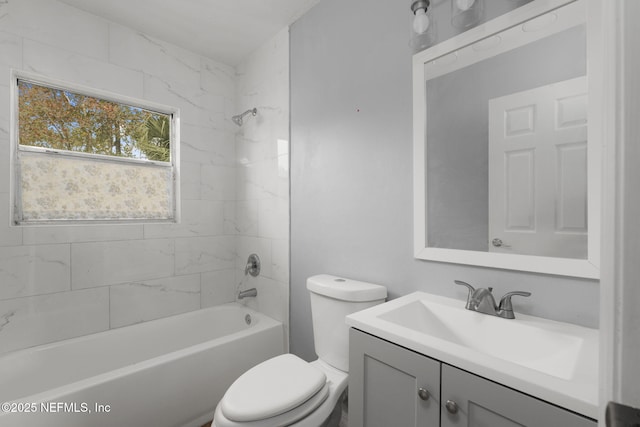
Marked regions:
[12,73,180,224]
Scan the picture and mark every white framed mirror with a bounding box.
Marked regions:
[413,0,600,278]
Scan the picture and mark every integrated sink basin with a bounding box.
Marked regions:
[378,298,583,380]
[346,291,599,418]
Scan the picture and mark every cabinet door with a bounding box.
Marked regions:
[441,364,596,427]
[349,328,440,427]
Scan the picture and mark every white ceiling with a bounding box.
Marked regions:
[59,0,322,65]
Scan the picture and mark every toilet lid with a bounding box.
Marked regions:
[214,382,329,427]
[221,354,327,422]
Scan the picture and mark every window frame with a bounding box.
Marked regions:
[10,70,181,225]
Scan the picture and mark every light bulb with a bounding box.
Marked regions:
[455,0,476,11]
[413,8,430,34]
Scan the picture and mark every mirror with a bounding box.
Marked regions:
[413,0,600,278]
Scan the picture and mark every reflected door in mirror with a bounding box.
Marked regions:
[488,77,588,259]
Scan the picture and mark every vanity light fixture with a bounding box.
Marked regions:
[451,0,484,29]
[412,0,431,33]
[410,0,437,52]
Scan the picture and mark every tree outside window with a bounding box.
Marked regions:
[18,80,171,162]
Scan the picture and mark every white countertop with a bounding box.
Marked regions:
[346,291,599,419]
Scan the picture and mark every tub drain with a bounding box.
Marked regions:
[245,314,252,325]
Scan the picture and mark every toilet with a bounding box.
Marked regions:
[212,274,387,427]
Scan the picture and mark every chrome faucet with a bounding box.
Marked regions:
[238,288,257,300]
[453,280,531,319]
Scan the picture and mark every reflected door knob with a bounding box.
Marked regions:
[491,238,511,248]
[418,387,430,401]
[445,400,459,414]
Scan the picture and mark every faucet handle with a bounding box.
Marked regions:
[453,280,476,309]
[498,291,531,317]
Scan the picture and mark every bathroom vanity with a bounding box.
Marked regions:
[348,329,595,427]
[346,292,598,427]
[347,0,604,424]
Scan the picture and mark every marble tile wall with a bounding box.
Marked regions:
[0,0,246,354]
[231,28,290,348]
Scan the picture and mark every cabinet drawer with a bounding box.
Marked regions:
[441,364,596,427]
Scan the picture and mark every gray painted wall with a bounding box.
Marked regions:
[427,25,586,251]
[290,0,599,363]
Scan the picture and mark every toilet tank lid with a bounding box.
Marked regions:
[306,274,387,302]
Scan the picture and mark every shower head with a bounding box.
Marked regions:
[232,108,257,126]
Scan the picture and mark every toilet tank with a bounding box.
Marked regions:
[307,275,387,372]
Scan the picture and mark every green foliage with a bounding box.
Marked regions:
[18,81,171,162]
[138,115,171,162]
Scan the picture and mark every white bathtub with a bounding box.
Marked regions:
[0,303,284,427]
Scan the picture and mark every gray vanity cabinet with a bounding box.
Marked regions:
[348,328,441,427]
[349,328,596,427]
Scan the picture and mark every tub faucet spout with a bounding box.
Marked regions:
[238,288,257,300]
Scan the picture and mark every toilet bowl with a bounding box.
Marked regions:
[212,275,387,427]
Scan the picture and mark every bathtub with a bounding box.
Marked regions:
[0,303,284,427]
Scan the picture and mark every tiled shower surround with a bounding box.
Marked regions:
[234,28,290,344]
[0,0,289,354]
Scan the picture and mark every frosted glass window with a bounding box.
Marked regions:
[13,76,179,224]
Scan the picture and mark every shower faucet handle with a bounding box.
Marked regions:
[244,253,261,277]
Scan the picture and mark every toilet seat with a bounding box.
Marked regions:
[215,354,330,427]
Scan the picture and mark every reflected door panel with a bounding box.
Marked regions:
[488,76,587,258]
